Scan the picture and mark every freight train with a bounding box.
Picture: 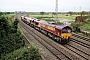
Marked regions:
[21,16,72,44]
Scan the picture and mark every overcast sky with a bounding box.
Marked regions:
[0,0,90,12]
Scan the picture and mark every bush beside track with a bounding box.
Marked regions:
[1,45,41,60]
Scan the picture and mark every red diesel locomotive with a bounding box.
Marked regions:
[21,16,72,43]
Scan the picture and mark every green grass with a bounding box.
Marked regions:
[30,14,52,17]
[30,14,80,20]
[58,14,79,20]
[6,14,16,18]
[80,21,90,32]
[5,14,16,24]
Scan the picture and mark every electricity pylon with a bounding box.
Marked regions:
[55,0,58,23]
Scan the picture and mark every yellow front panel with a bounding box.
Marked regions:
[61,33,72,40]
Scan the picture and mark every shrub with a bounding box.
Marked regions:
[57,22,63,24]
[1,45,41,60]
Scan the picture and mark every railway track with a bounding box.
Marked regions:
[64,33,90,60]
[71,33,90,60]
[72,33,90,42]
[17,14,90,60]
[70,37,90,49]
[19,20,72,60]
[64,42,90,60]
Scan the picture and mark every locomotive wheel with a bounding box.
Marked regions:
[67,37,70,43]
[56,37,59,42]
[58,37,61,43]
[48,33,50,37]
[55,37,61,43]
[52,34,55,40]
[45,31,48,36]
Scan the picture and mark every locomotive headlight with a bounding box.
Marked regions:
[62,36,64,38]
[61,35,68,40]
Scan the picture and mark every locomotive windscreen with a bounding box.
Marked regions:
[62,26,72,33]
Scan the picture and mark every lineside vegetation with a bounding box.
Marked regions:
[0,12,41,60]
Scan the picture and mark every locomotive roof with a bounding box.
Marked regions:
[48,23,70,29]
[38,20,70,29]
[24,16,71,30]
[55,24,70,29]
[39,20,49,24]
[27,17,40,21]
[27,17,32,20]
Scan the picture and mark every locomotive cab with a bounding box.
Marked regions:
[61,26,72,42]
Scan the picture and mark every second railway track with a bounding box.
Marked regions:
[72,33,90,42]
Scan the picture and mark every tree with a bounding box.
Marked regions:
[12,18,19,33]
[68,11,73,16]
[0,12,3,16]
[80,11,88,16]
[0,16,25,56]
[40,11,44,17]
[71,22,81,32]
[0,15,10,38]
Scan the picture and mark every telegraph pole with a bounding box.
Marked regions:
[55,0,58,23]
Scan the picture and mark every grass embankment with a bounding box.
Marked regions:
[83,15,90,32]
[80,20,90,32]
